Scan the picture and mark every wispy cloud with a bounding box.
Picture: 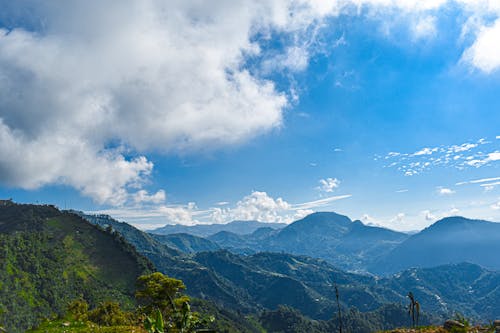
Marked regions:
[456,176,500,191]
[293,194,352,210]
[456,176,500,185]
[380,138,500,176]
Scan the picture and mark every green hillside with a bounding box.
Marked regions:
[0,201,153,332]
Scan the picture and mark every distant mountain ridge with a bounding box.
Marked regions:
[76,209,500,321]
[209,212,409,271]
[372,216,500,274]
[149,220,287,237]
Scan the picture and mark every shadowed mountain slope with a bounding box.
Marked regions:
[372,216,500,274]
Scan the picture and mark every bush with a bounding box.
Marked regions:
[88,302,131,326]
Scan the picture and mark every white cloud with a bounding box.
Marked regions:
[456,176,500,185]
[293,194,352,210]
[317,177,341,192]
[448,207,460,216]
[481,181,500,191]
[413,147,437,156]
[422,210,437,221]
[491,200,500,210]
[462,18,500,73]
[390,213,406,224]
[382,138,500,175]
[437,187,455,195]
[2,0,343,204]
[465,151,500,167]
[396,189,409,193]
[229,191,292,222]
[157,203,198,226]
[263,46,310,73]
[133,190,166,204]
[412,15,437,39]
[210,191,306,224]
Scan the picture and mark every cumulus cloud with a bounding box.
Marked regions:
[1,0,323,204]
[210,191,318,224]
[133,190,166,204]
[462,18,500,73]
[317,177,341,192]
[157,203,199,226]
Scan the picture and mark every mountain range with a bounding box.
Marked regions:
[4,202,500,332]
[149,220,287,237]
[78,210,500,321]
[178,212,500,275]
[207,212,410,271]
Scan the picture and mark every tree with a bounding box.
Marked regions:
[136,272,211,333]
[136,272,187,314]
[407,292,420,328]
[335,284,343,333]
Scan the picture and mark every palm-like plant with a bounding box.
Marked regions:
[407,292,420,327]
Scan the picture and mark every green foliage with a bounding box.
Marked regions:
[88,301,132,326]
[0,203,152,333]
[144,309,165,333]
[67,299,89,321]
[136,272,213,333]
[136,272,186,316]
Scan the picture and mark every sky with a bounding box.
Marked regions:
[0,0,500,231]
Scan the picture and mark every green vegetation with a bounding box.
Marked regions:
[0,203,153,332]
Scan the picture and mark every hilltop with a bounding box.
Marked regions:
[0,201,153,332]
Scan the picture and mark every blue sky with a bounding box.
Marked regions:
[1,1,500,230]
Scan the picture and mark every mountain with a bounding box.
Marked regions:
[78,212,265,312]
[210,212,409,271]
[380,262,500,320]
[149,220,287,237]
[372,216,500,274]
[150,233,221,253]
[76,212,182,257]
[0,201,153,333]
[77,211,500,322]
